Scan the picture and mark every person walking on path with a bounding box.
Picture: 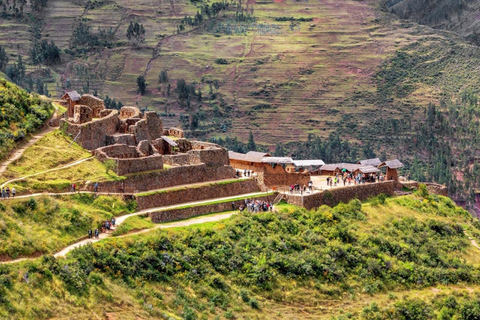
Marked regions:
[11,187,16,198]
[111,217,116,227]
[94,228,99,239]
[6,187,10,198]
[1,188,4,199]
[71,183,76,193]
[88,229,93,239]
[94,182,98,193]
[231,201,235,211]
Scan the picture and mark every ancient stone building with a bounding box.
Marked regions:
[60,96,232,178]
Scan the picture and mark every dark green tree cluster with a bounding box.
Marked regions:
[137,75,147,95]
[5,55,25,85]
[126,21,145,46]
[103,95,123,110]
[70,20,114,52]
[0,0,27,17]
[0,77,54,158]
[0,45,8,72]
[177,1,229,32]
[31,39,61,65]
[31,0,48,11]
[158,69,168,83]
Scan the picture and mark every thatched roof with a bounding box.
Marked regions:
[379,159,404,169]
[261,157,294,164]
[161,136,178,147]
[321,163,361,172]
[228,151,270,163]
[63,91,81,101]
[357,166,381,174]
[358,158,381,166]
[293,160,326,167]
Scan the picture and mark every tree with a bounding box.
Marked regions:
[159,70,168,83]
[274,142,285,156]
[190,113,199,131]
[137,75,147,95]
[126,21,145,47]
[0,45,8,71]
[247,131,256,151]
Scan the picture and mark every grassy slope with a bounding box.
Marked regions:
[0,194,136,259]
[0,78,55,159]
[1,193,480,318]
[4,0,480,146]
[0,130,124,193]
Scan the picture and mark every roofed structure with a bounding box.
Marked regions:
[358,158,381,166]
[293,160,326,167]
[261,157,294,164]
[357,166,381,174]
[379,159,404,169]
[161,135,178,147]
[64,91,81,101]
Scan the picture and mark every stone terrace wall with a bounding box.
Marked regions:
[149,194,275,223]
[287,181,395,210]
[78,94,105,117]
[137,178,260,210]
[116,156,163,175]
[163,154,192,166]
[95,164,236,193]
[400,181,448,196]
[189,148,229,167]
[61,109,119,150]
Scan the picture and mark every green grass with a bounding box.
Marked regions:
[1,194,480,318]
[0,194,136,259]
[0,130,124,193]
[111,215,153,236]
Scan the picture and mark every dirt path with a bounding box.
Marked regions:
[0,125,57,177]
[0,157,94,188]
[0,191,270,263]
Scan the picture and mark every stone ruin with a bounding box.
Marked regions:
[60,103,230,175]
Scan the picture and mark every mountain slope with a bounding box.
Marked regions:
[1,194,480,318]
[0,77,54,159]
[386,0,480,42]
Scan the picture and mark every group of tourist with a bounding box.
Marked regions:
[87,217,116,240]
[236,169,254,177]
[238,199,274,213]
[0,186,16,198]
[326,172,383,187]
[289,180,314,194]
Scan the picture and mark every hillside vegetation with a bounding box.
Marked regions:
[1,192,480,318]
[386,0,480,44]
[0,77,54,159]
[0,194,136,260]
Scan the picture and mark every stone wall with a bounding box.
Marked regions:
[137,178,261,210]
[188,148,230,167]
[167,127,184,138]
[78,94,105,117]
[73,105,92,124]
[149,194,275,223]
[287,181,395,210]
[94,144,163,175]
[116,155,163,175]
[163,154,191,166]
[119,106,141,119]
[106,134,136,146]
[94,164,236,193]
[61,109,120,150]
[191,141,222,150]
[400,181,448,196]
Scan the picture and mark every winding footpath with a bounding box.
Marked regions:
[0,190,270,264]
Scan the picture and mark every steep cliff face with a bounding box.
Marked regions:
[387,0,480,43]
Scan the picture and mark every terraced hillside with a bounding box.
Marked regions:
[3,0,480,146]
